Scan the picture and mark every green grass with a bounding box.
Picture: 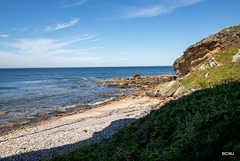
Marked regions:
[49,81,240,161]
[182,45,240,91]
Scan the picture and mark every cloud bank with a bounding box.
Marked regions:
[0,35,105,68]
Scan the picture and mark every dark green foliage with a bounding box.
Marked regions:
[50,82,240,161]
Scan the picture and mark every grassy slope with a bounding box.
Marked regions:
[182,45,240,90]
[49,45,240,161]
[50,81,240,161]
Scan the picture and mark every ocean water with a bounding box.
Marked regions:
[0,66,174,133]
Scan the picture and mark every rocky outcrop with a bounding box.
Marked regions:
[173,25,240,77]
[103,75,177,89]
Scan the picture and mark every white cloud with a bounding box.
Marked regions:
[48,46,104,55]
[78,34,95,41]
[0,37,105,68]
[123,0,203,18]
[125,5,168,18]
[89,39,100,42]
[0,50,103,68]
[58,0,90,8]
[11,39,67,55]
[0,34,9,38]
[9,36,98,56]
[46,18,80,31]
[12,27,28,31]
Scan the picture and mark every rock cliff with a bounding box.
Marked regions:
[173,25,240,77]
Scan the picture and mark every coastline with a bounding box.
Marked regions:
[0,66,175,135]
[0,74,178,160]
[0,74,176,136]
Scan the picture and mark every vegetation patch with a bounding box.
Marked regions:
[50,81,240,161]
[182,45,240,91]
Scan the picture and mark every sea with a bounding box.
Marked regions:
[0,66,174,134]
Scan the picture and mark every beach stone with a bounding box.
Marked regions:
[118,89,126,92]
[78,109,85,113]
[156,81,180,98]
[145,91,157,97]
[68,111,77,115]
[232,50,240,62]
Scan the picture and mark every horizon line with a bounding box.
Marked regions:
[0,65,173,69]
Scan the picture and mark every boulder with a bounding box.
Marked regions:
[133,74,140,78]
[208,57,220,67]
[198,64,206,71]
[156,81,180,98]
[173,86,185,97]
[232,50,240,62]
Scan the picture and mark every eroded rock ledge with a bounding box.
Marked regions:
[102,75,177,89]
[101,74,190,99]
[173,25,240,77]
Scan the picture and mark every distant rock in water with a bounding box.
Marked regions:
[173,25,240,77]
[133,74,140,78]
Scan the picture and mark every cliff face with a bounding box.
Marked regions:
[173,25,240,77]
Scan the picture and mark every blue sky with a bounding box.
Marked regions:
[0,0,239,68]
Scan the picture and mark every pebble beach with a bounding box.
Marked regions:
[0,97,164,161]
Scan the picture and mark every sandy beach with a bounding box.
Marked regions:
[0,96,164,161]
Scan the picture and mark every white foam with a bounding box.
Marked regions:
[87,97,115,106]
